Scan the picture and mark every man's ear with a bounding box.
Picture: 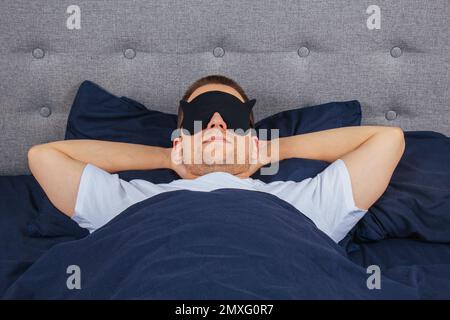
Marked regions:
[171,136,184,165]
[250,135,259,164]
[173,137,182,148]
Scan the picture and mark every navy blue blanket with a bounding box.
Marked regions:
[3,189,423,299]
[0,175,87,296]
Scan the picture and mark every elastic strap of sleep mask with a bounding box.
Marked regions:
[179,91,256,111]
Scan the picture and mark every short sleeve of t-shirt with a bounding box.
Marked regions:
[257,159,368,243]
[72,163,162,233]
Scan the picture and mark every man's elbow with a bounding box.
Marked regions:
[28,144,45,161]
[27,144,52,172]
[387,126,405,157]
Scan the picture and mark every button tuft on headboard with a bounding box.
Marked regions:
[32,48,45,59]
[124,48,136,59]
[297,46,310,57]
[213,47,225,57]
[385,110,397,120]
[39,106,52,118]
[390,46,402,58]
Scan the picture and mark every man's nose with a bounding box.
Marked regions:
[206,112,227,131]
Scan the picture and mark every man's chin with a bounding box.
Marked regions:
[185,163,250,177]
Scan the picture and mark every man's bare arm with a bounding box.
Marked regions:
[277,126,405,210]
[28,140,172,217]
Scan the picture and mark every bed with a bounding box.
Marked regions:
[1,0,450,299]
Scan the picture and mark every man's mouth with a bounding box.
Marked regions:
[202,135,230,144]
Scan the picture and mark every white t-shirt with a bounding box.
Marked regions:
[72,159,368,243]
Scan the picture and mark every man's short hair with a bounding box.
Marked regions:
[177,74,255,128]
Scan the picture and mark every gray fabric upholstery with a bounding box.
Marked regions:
[1,0,449,175]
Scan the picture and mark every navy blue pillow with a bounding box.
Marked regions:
[255,100,361,137]
[65,80,362,183]
[65,81,177,147]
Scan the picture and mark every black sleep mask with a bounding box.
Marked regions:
[179,91,256,135]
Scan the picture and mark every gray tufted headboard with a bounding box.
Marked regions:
[1,0,449,175]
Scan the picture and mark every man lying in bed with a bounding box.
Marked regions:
[27,75,405,243]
